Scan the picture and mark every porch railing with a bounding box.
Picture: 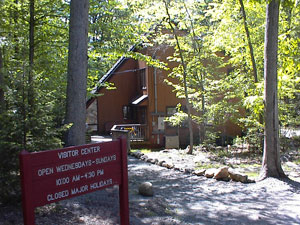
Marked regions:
[111,124,147,141]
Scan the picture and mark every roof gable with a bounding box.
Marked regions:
[87,45,136,107]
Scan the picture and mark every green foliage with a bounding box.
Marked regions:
[131,0,299,149]
[0,0,144,203]
[87,0,146,92]
[203,0,299,147]
[164,103,188,127]
[143,0,247,144]
[0,0,298,202]
[277,4,300,127]
[203,131,219,147]
[127,51,168,69]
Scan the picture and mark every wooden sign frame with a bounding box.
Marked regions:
[19,138,129,225]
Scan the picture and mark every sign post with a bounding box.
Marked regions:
[19,138,129,225]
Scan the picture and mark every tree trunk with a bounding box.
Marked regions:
[28,0,35,112]
[185,78,194,154]
[164,0,194,154]
[65,0,89,146]
[259,0,286,180]
[239,0,264,149]
[200,72,206,143]
[0,50,4,113]
[184,1,206,145]
[238,0,258,83]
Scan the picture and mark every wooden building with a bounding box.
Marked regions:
[86,45,242,148]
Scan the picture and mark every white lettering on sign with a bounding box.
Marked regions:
[82,171,95,179]
[81,146,101,155]
[56,160,92,173]
[38,167,54,176]
[70,170,104,184]
[56,177,70,186]
[71,185,89,195]
[72,174,80,182]
[47,190,69,202]
[90,179,113,190]
[97,169,104,176]
[57,149,79,159]
[95,154,116,165]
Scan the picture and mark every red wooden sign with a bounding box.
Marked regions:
[19,138,129,225]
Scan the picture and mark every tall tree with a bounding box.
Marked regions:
[238,0,258,83]
[259,0,286,180]
[28,0,35,111]
[164,0,194,154]
[65,0,89,146]
[182,1,207,144]
[0,50,4,113]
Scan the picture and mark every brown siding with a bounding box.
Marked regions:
[97,59,138,133]
[91,46,242,147]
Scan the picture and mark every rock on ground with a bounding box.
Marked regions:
[138,182,154,197]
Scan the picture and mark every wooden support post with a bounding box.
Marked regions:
[119,137,130,225]
[19,150,35,225]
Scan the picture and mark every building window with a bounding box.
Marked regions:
[166,106,177,128]
[166,106,177,116]
[166,106,188,128]
[139,69,146,90]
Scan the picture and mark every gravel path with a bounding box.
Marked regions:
[1,156,300,225]
[127,156,300,225]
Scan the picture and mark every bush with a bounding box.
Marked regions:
[0,109,63,204]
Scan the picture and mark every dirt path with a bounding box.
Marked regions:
[1,156,300,225]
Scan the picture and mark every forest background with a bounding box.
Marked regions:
[0,0,299,203]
